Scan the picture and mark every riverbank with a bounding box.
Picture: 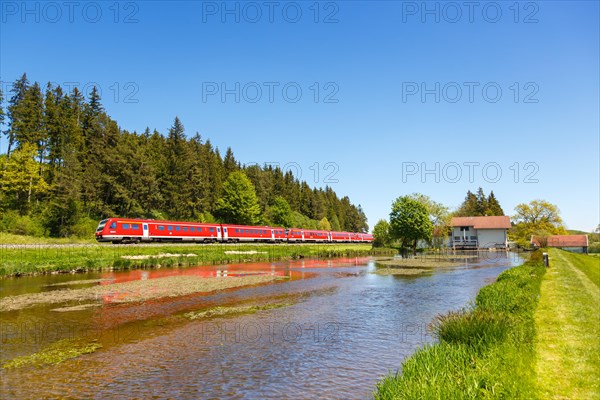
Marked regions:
[534,249,599,398]
[0,243,395,277]
[375,250,546,398]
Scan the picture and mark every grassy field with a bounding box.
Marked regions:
[534,249,600,399]
[0,232,95,245]
[0,242,395,277]
[375,251,546,399]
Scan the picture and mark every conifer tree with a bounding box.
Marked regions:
[6,74,30,156]
[486,191,504,216]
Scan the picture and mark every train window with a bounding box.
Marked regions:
[132,224,139,230]
[168,226,173,231]
[110,222,117,229]
[235,229,239,233]
[197,227,202,232]
[176,226,181,231]
[123,224,130,229]
[183,227,188,232]
[158,226,164,230]
[190,227,195,232]
[209,228,214,232]
[245,230,249,234]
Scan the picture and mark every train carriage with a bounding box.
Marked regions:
[96,218,373,245]
[95,218,222,243]
[222,224,286,243]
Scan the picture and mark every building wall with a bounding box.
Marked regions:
[476,229,507,248]
[452,226,476,242]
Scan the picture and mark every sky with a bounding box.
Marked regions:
[1,1,598,231]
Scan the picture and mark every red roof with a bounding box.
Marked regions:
[531,235,589,247]
[451,216,511,229]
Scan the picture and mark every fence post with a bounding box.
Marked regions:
[543,252,549,267]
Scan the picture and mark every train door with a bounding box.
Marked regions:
[271,229,275,241]
[223,227,228,241]
[301,231,305,242]
[217,226,222,241]
[143,224,149,240]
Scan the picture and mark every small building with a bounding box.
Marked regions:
[450,216,511,249]
[530,235,589,254]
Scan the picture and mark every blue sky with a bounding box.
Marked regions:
[1,1,598,231]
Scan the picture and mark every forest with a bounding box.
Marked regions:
[0,74,368,237]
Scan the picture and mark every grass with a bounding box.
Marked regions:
[2,338,102,369]
[0,232,95,245]
[0,243,396,277]
[534,249,600,399]
[375,250,546,399]
[184,303,292,320]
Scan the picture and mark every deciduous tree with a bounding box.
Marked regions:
[216,171,261,225]
[389,195,432,254]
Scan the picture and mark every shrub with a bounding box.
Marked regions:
[70,216,99,238]
[0,211,46,237]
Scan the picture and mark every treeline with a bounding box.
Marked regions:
[454,187,504,217]
[0,74,368,237]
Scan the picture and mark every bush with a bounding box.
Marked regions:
[71,217,99,238]
[588,242,600,253]
[0,211,46,237]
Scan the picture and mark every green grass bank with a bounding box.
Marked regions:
[0,243,395,277]
[375,250,546,399]
[375,249,600,399]
[534,249,599,399]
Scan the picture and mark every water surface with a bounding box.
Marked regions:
[0,253,523,399]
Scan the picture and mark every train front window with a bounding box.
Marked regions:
[109,222,117,229]
[96,220,107,232]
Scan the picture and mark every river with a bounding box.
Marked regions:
[0,253,523,399]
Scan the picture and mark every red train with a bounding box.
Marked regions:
[95,218,373,244]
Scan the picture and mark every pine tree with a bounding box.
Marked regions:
[6,73,30,156]
[44,83,61,180]
[162,117,193,218]
[486,191,504,216]
[223,147,237,176]
[456,190,479,216]
[475,187,488,215]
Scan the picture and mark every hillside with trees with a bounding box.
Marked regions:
[0,74,368,237]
